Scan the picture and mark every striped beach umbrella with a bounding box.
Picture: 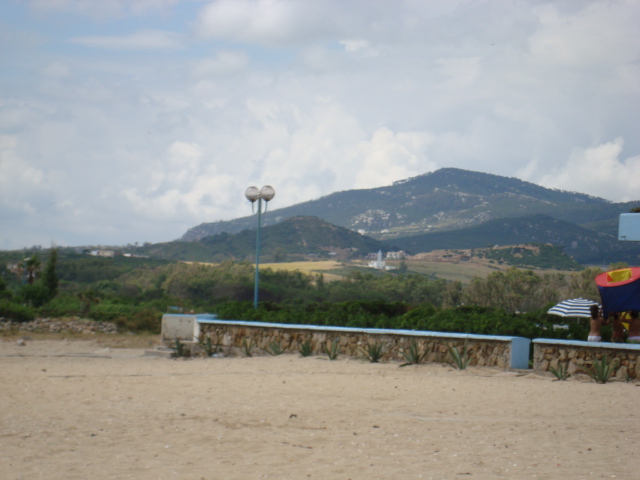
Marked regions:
[547,298,600,318]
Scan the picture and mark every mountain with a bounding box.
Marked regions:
[182,168,638,242]
[179,168,640,266]
[390,214,640,265]
[139,216,392,262]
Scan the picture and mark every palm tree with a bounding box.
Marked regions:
[22,256,42,285]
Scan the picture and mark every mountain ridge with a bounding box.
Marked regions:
[182,168,637,242]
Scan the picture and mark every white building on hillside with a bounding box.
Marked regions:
[368,250,386,269]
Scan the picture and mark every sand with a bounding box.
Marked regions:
[1,339,638,480]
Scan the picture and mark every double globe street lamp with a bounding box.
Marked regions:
[245,185,276,309]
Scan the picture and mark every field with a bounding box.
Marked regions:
[260,258,507,284]
[213,256,577,285]
[259,260,345,282]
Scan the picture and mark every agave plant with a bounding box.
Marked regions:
[324,338,340,360]
[582,355,619,384]
[400,340,427,367]
[197,334,219,357]
[170,339,190,358]
[241,337,256,357]
[299,341,313,357]
[445,341,471,370]
[549,362,571,381]
[360,341,386,363]
[264,340,284,356]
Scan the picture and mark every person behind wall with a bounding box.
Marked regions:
[588,304,606,342]
[627,311,640,343]
[610,312,625,343]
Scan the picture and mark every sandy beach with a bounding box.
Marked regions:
[1,339,638,480]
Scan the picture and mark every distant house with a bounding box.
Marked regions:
[386,251,405,260]
[90,250,116,258]
[368,250,386,269]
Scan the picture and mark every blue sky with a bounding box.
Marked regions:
[1,0,639,249]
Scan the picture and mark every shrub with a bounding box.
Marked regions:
[0,299,36,323]
[114,309,161,333]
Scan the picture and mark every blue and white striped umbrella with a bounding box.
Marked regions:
[547,298,600,318]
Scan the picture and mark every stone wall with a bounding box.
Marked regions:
[533,340,640,380]
[0,317,118,334]
[194,319,530,369]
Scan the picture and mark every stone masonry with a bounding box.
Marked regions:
[533,341,639,380]
[198,323,514,368]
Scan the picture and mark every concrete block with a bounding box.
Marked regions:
[161,314,199,342]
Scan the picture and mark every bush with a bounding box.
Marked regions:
[0,299,36,323]
[17,284,50,308]
[114,309,162,333]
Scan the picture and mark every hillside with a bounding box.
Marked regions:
[388,214,640,265]
[182,168,638,243]
[139,216,393,262]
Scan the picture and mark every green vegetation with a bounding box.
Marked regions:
[324,339,340,360]
[360,341,386,363]
[444,341,471,370]
[582,355,619,384]
[197,334,220,357]
[549,363,570,381]
[299,341,313,357]
[473,244,582,271]
[241,337,256,357]
[264,340,284,356]
[400,341,427,367]
[170,339,190,358]
[0,248,621,343]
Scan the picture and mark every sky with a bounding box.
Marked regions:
[1,0,639,250]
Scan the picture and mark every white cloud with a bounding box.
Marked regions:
[69,29,183,50]
[196,0,343,46]
[0,0,638,249]
[190,50,250,79]
[529,3,640,68]
[29,0,183,18]
[539,138,640,202]
[354,128,434,189]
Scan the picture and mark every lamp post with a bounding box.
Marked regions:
[245,185,275,309]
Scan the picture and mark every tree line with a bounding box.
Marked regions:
[0,251,614,340]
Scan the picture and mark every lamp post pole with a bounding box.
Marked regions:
[245,185,275,309]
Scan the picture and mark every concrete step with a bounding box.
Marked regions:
[143,347,174,358]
